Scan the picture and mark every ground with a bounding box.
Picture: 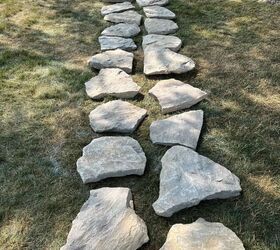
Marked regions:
[0,0,279,249]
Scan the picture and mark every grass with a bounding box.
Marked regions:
[0,0,279,249]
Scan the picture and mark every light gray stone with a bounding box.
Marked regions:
[89,100,147,133]
[77,137,146,183]
[153,146,242,217]
[142,34,182,51]
[144,18,178,35]
[144,47,195,75]
[160,218,245,250]
[102,23,141,37]
[88,49,133,73]
[103,0,133,3]
[150,110,204,149]
[136,0,169,7]
[149,79,207,113]
[99,36,137,51]
[143,6,175,19]
[101,2,135,16]
[61,187,149,250]
[104,10,142,25]
[85,68,140,99]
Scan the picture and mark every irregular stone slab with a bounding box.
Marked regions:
[77,137,146,183]
[99,36,137,51]
[103,0,132,3]
[61,187,149,250]
[89,100,147,133]
[144,18,178,35]
[104,10,142,25]
[101,2,135,16]
[85,68,140,99]
[102,23,141,37]
[88,49,133,73]
[160,218,245,250]
[149,79,207,113]
[150,110,203,149]
[136,0,169,7]
[143,6,175,19]
[142,34,182,51]
[144,47,195,75]
[153,146,242,217]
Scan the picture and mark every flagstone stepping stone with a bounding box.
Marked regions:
[88,49,133,73]
[142,34,182,51]
[77,137,146,183]
[150,110,203,149]
[104,10,142,25]
[160,218,245,250]
[144,47,195,75]
[136,0,169,7]
[101,23,141,37]
[143,6,175,19]
[89,100,147,133]
[144,18,178,34]
[99,36,137,51]
[101,2,135,16]
[149,79,207,113]
[153,146,242,217]
[61,187,149,250]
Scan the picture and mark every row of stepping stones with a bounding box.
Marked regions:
[61,0,245,249]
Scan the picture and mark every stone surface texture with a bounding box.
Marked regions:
[102,23,141,37]
[153,146,242,217]
[142,34,182,52]
[99,36,137,51]
[103,0,133,3]
[143,6,175,19]
[136,0,169,7]
[101,2,135,16]
[61,187,149,250]
[144,18,178,35]
[104,10,142,25]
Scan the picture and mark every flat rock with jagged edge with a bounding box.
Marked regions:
[136,0,169,7]
[142,34,182,51]
[99,36,137,51]
[104,10,142,25]
[102,23,141,37]
[143,6,175,19]
[144,18,178,34]
[101,2,135,16]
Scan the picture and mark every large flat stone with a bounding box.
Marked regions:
[150,110,204,149]
[88,49,133,73]
[142,34,182,51]
[153,146,242,217]
[144,47,195,75]
[149,79,207,113]
[101,2,135,16]
[144,18,178,34]
[61,187,149,250]
[143,6,175,19]
[136,0,169,7]
[160,218,245,250]
[102,23,141,37]
[99,36,137,51]
[85,68,140,99]
[77,137,146,183]
[104,10,142,25]
[89,100,147,133]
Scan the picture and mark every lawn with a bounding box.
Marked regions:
[0,0,279,249]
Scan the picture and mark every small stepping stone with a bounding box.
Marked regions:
[160,218,245,250]
[150,110,204,149]
[142,34,182,51]
[144,18,178,35]
[101,2,135,16]
[89,100,147,133]
[136,0,169,7]
[104,10,142,25]
[85,68,140,99]
[61,187,149,250]
[144,47,195,75]
[88,49,133,73]
[99,36,137,51]
[143,6,175,19]
[102,23,141,37]
[77,137,146,183]
[153,146,242,217]
[149,79,207,113]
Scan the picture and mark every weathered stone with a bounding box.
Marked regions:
[85,68,140,99]
[101,2,135,16]
[102,23,141,37]
[99,36,137,51]
[160,218,245,250]
[77,137,146,183]
[136,0,169,7]
[150,110,203,149]
[153,146,242,217]
[89,100,147,133]
[144,18,178,35]
[143,6,175,19]
[142,34,182,51]
[103,0,133,3]
[104,10,142,25]
[149,79,207,113]
[88,49,133,73]
[144,47,195,75]
[61,187,149,250]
